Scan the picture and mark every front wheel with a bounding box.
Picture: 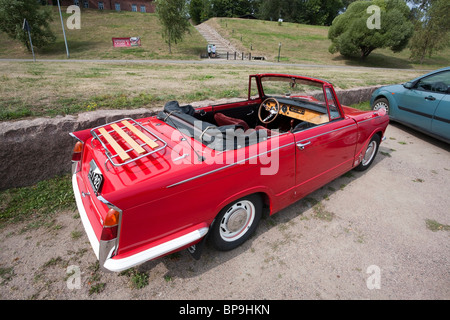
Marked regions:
[372,97,390,115]
[354,134,380,172]
[210,194,262,251]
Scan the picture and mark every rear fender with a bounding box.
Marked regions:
[70,128,92,143]
[69,128,92,174]
[213,187,273,218]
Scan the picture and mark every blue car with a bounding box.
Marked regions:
[370,67,450,143]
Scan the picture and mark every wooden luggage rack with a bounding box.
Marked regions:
[90,118,167,167]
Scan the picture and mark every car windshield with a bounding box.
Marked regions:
[261,76,325,103]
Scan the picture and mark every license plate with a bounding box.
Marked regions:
[88,160,103,195]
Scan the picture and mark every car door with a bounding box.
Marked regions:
[431,94,450,141]
[428,71,450,141]
[293,119,358,199]
[293,87,358,199]
[397,70,449,131]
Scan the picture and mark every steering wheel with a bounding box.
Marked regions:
[258,97,280,124]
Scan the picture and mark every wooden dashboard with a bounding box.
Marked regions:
[265,101,329,124]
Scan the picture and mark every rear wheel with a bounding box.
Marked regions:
[210,194,262,251]
[354,134,380,171]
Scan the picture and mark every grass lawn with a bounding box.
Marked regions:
[0,174,74,229]
[0,60,425,121]
[0,7,207,60]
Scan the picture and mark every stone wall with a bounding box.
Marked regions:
[0,85,382,190]
[335,85,383,106]
[0,108,157,191]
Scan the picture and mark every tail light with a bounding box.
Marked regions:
[72,141,83,160]
[104,208,120,227]
[101,225,119,242]
[71,141,84,174]
[99,200,122,242]
[98,200,123,269]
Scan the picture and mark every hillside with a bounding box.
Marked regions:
[1,8,449,70]
[0,8,207,60]
[205,17,450,70]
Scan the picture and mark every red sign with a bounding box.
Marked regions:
[112,37,141,48]
[112,38,131,47]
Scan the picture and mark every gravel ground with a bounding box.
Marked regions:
[0,122,449,301]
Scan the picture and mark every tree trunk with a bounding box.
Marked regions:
[419,34,430,65]
[419,53,425,64]
[168,30,172,54]
[360,46,374,59]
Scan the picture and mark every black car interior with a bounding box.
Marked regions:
[156,99,329,150]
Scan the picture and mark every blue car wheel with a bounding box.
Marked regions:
[372,97,390,115]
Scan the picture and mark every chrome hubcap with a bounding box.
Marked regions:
[374,102,389,114]
[362,141,377,166]
[227,208,248,232]
[220,200,255,242]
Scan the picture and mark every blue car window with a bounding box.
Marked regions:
[415,71,450,94]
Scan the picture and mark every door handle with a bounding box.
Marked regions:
[296,141,311,150]
[425,96,436,101]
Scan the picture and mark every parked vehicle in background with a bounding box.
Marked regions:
[371,67,450,143]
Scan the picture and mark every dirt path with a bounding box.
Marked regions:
[0,123,449,300]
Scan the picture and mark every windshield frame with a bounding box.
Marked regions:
[251,73,343,121]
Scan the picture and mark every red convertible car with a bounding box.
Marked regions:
[70,74,388,272]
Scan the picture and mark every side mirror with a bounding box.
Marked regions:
[403,82,413,89]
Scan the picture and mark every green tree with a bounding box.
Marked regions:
[189,0,203,24]
[408,0,450,63]
[0,0,55,51]
[189,0,213,24]
[210,0,254,17]
[189,0,214,24]
[258,0,343,25]
[304,0,344,26]
[328,0,414,59]
[156,0,190,54]
[211,0,232,17]
[200,0,213,22]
